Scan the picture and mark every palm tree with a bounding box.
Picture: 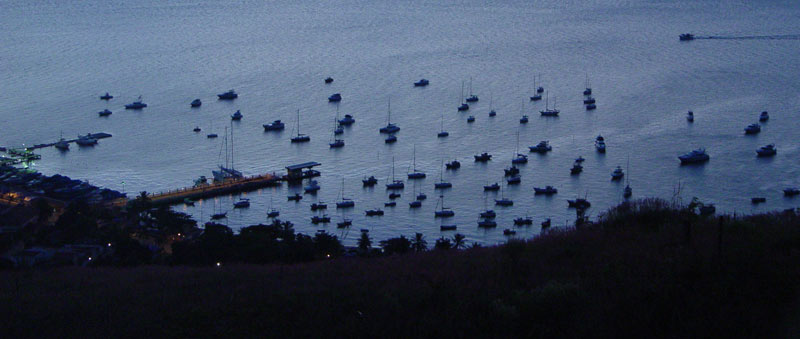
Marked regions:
[453,233,466,249]
[358,232,372,252]
[435,237,452,250]
[411,233,427,252]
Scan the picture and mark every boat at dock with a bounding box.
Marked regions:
[304,180,321,193]
[76,134,98,146]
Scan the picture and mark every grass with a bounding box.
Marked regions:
[2,199,800,337]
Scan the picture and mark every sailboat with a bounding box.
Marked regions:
[539,92,559,116]
[409,182,422,208]
[495,185,513,206]
[212,125,243,182]
[530,75,542,101]
[210,199,227,220]
[465,77,479,102]
[457,81,469,111]
[207,121,218,138]
[583,74,592,95]
[379,99,400,133]
[267,196,280,218]
[511,131,527,164]
[329,116,344,148]
[336,178,355,208]
[386,156,405,190]
[407,145,426,179]
[519,100,529,123]
[488,94,496,117]
[434,159,452,189]
[624,157,632,198]
[290,109,310,142]
[434,194,455,217]
[437,113,449,137]
[54,131,69,151]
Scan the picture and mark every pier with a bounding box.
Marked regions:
[29,132,113,149]
[127,173,281,207]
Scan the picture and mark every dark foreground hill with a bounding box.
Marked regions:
[2,199,800,337]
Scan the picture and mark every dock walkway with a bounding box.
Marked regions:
[135,173,281,207]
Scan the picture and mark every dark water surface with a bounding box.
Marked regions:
[3,0,800,245]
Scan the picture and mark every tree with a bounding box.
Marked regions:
[411,233,427,252]
[358,232,372,252]
[434,237,452,250]
[453,233,466,249]
[379,235,411,255]
[313,231,344,258]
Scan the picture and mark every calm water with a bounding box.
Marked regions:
[3,0,800,245]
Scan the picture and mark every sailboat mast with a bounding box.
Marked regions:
[224,126,229,169]
[230,121,234,171]
[297,109,300,136]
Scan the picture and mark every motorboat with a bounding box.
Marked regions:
[570,163,583,175]
[414,79,429,87]
[611,166,625,180]
[191,99,202,107]
[483,183,500,191]
[568,198,591,209]
[362,176,378,186]
[338,114,356,125]
[480,210,496,218]
[784,188,800,196]
[457,103,469,111]
[328,93,342,102]
[100,92,113,100]
[365,209,384,216]
[193,126,201,132]
[595,135,606,153]
[336,199,355,208]
[263,120,285,131]
[519,115,529,124]
[287,193,303,201]
[217,89,238,100]
[511,154,528,164]
[679,33,695,41]
[233,198,250,208]
[389,192,401,199]
[528,141,552,153]
[384,201,397,207]
[98,109,112,116]
[465,95,478,102]
[678,148,710,164]
[514,216,533,225]
[440,225,457,231]
[467,115,475,123]
[474,152,492,162]
[304,180,321,193]
[325,77,334,84]
[311,215,331,224]
[478,219,497,228]
[744,123,761,135]
[337,218,352,228]
[687,111,694,122]
[503,229,516,236]
[585,103,596,110]
[437,131,449,138]
[231,110,243,120]
[329,139,345,148]
[506,176,521,185]
[446,160,461,169]
[311,202,327,210]
[495,198,513,206]
[124,96,147,109]
[534,186,558,195]
[760,111,769,122]
[756,144,776,157]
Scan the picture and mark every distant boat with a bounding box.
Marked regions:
[520,115,528,124]
[457,81,469,111]
[465,77,478,102]
[384,201,397,207]
[98,109,112,117]
[484,183,500,191]
[514,216,533,225]
[583,75,592,95]
[328,93,342,102]
[585,103,596,110]
[434,194,455,217]
[54,132,69,151]
[528,140,552,153]
[231,110,243,120]
[474,152,492,162]
[611,166,624,181]
[290,109,310,143]
[365,209,384,216]
[751,197,766,204]
[571,162,583,175]
[124,96,147,109]
[506,176,521,185]
[434,160,451,189]
[575,156,585,163]
[503,229,516,236]
[458,103,470,112]
[417,193,427,200]
[233,198,250,208]
[539,92,559,116]
[76,134,98,146]
[756,144,776,157]
[311,215,331,224]
[210,212,227,220]
[583,96,596,104]
[530,75,542,101]
[759,111,769,122]
[687,110,694,122]
[478,219,497,228]
[311,202,327,210]
[480,210,496,219]
[288,193,303,201]
[385,135,397,143]
[191,99,202,107]
[338,114,356,126]
[784,188,800,196]
[409,200,421,208]
[467,115,475,123]
[440,225,457,231]
[495,187,513,206]
[304,180,321,193]
[414,79,429,87]
[337,218,352,228]
[207,133,218,138]
[445,160,461,170]
[744,123,761,135]
[389,192,401,199]
[595,135,606,153]
[568,198,591,209]
[362,175,378,186]
[267,209,280,218]
[504,166,520,177]
[533,186,558,195]
[386,157,405,190]
[679,33,695,41]
[407,146,426,179]
[379,100,400,133]
[437,114,449,137]
[100,92,113,100]
[679,148,710,164]
[325,77,334,84]
[329,139,345,148]
[263,120,285,131]
[512,154,528,164]
[217,89,238,100]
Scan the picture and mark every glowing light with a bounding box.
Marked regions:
[216,262,221,267]
[107,243,112,247]
[88,257,93,261]
[326,254,331,258]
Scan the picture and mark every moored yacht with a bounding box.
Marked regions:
[760,111,769,122]
[328,93,342,102]
[744,123,761,135]
[100,92,113,100]
[191,99,202,107]
[338,114,356,125]
[98,109,112,116]
[687,110,694,122]
[756,144,776,157]
[678,148,710,164]
[534,186,558,195]
[484,183,500,191]
[611,166,624,181]
[217,89,238,100]
[474,152,492,162]
[414,79,429,87]
[446,160,461,169]
[231,110,243,120]
[263,120,285,131]
[528,141,552,153]
[362,176,378,186]
[595,135,606,153]
[233,198,250,208]
[124,96,147,109]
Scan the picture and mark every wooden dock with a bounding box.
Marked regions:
[129,173,281,207]
[29,132,113,149]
